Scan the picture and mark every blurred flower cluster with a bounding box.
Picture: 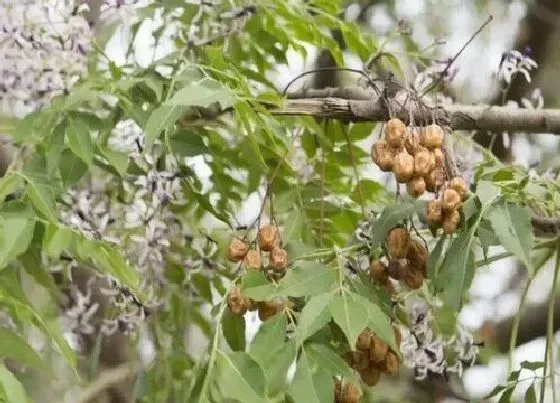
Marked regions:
[497,49,538,85]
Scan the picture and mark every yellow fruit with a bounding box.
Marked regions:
[371,141,395,172]
[421,124,444,149]
[405,127,422,155]
[385,118,406,148]
[270,247,288,273]
[244,249,262,271]
[407,176,426,198]
[426,199,443,226]
[227,238,249,262]
[442,188,462,212]
[424,168,445,192]
[414,149,436,176]
[386,227,410,259]
[433,148,445,167]
[258,225,277,252]
[449,176,469,201]
[393,151,415,183]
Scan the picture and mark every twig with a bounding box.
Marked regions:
[420,15,493,97]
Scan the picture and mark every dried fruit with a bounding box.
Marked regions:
[414,149,436,176]
[257,300,282,321]
[433,148,445,166]
[449,176,469,201]
[244,249,262,271]
[407,176,426,198]
[424,167,445,192]
[403,268,424,289]
[371,141,395,172]
[385,118,406,148]
[393,151,415,183]
[421,124,444,149]
[359,366,381,387]
[356,328,372,351]
[442,210,461,234]
[258,225,277,252]
[386,227,410,259]
[369,260,388,283]
[227,287,247,316]
[270,247,288,273]
[370,336,389,363]
[383,351,400,375]
[426,200,443,226]
[351,351,370,371]
[227,238,249,262]
[340,380,362,403]
[405,127,422,155]
[442,188,462,212]
[407,239,429,274]
[388,258,407,280]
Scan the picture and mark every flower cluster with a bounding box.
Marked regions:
[497,49,538,85]
[399,301,480,380]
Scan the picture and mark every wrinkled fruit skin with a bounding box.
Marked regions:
[258,225,278,252]
[369,260,388,283]
[414,149,435,176]
[371,141,395,172]
[407,239,428,275]
[244,249,262,271]
[356,328,373,351]
[388,258,407,280]
[387,227,410,259]
[359,366,381,387]
[257,299,283,321]
[403,268,424,289]
[385,118,407,148]
[449,176,469,200]
[227,287,248,316]
[426,200,443,226]
[424,167,445,192]
[421,124,444,149]
[270,247,288,273]
[407,176,426,198]
[370,336,389,363]
[405,127,422,155]
[443,210,461,234]
[383,352,400,375]
[227,238,249,262]
[433,148,445,167]
[393,152,415,183]
[340,380,362,403]
[442,188,462,212]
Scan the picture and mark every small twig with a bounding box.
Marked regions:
[420,15,493,97]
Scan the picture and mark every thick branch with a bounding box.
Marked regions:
[274,95,560,134]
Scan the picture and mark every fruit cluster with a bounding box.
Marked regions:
[226,286,286,321]
[334,378,362,403]
[371,118,445,197]
[370,227,428,292]
[226,225,288,274]
[343,326,402,387]
[425,177,468,234]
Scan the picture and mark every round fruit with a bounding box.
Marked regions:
[414,149,436,176]
[407,239,428,275]
[227,287,247,316]
[405,127,422,155]
[258,225,277,252]
[433,148,445,167]
[426,199,443,225]
[370,336,389,363]
[388,258,407,280]
[371,141,395,172]
[357,328,373,351]
[407,176,426,198]
[421,124,444,149]
[449,176,469,201]
[383,351,400,375]
[403,267,424,289]
[352,351,370,371]
[244,249,262,271]
[227,238,249,262]
[369,260,388,283]
[442,188,462,212]
[359,366,381,387]
[341,380,362,403]
[424,167,445,192]
[385,118,407,148]
[393,151,415,183]
[442,210,461,234]
[386,227,410,259]
[257,300,281,321]
[270,247,288,273]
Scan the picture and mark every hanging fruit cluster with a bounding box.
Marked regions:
[371,118,445,197]
[226,224,289,321]
[334,378,362,403]
[370,227,429,291]
[426,177,469,234]
[343,326,402,387]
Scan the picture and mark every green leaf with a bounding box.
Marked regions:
[306,343,355,379]
[288,350,321,403]
[329,293,369,348]
[525,384,536,403]
[274,262,337,298]
[498,387,514,403]
[369,202,418,250]
[296,293,333,347]
[240,272,277,301]
[212,351,266,403]
[0,328,45,371]
[222,310,246,352]
[0,175,22,207]
[99,146,129,177]
[520,361,544,371]
[249,314,287,359]
[144,105,188,149]
[0,218,35,270]
[66,121,93,166]
[486,385,507,398]
[427,236,446,286]
[168,130,209,157]
[164,78,234,108]
[488,202,534,274]
[58,149,88,189]
[21,174,57,222]
[350,293,396,351]
[42,224,73,258]
[0,363,29,403]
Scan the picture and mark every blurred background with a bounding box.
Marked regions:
[2,0,560,401]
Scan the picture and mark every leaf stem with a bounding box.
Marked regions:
[508,275,533,373]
